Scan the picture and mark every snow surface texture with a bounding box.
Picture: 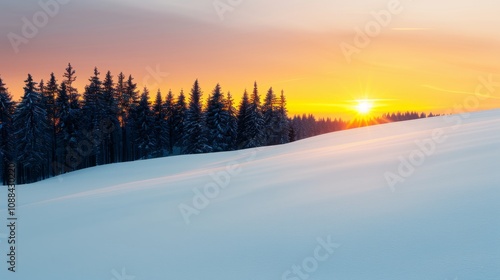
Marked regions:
[0,110,499,280]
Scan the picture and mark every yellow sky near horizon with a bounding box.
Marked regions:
[1,0,499,119]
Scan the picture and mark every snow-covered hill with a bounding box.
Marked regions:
[1,110,499,280]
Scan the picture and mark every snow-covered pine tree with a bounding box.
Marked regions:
[242,82,265,148]
[54,83,73,174]
[172,90,187,153]
[152,89,168,157]
[205,84,232,152]
[81,67,103,167]
[115,72,126,122]
[44,73,58,175]
[124,75,139,161]
[224,91,238,150]
[183,80,210,154]
[13,74,50,183]
[134,87,155,159]
[0,77,14,184]
[164,90,175,155]
[114,72,127,162]
[288,119,296,142]
[262,87,280,145]
[101,71,121,164]
[37,78,53,176]
[59,63,83,170]
[277,90,290,144]
[236,90,250,148]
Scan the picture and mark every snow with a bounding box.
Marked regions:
[1,109,499,280]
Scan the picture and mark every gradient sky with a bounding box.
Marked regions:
[1,0,500,119]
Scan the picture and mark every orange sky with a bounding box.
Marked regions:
[1,0,499,119]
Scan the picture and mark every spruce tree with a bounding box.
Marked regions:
[243,82,264,148]
[277,90,290,144]
[44,73,58,175]
[101,71,120,164]
[152,89,167,157]
[13,74,50,183]
[60,63,83,170]
[123,75,139,161]
[205,84,232,152]
[236,90,250,148]
[224,91,238,151]
[0,77,14,184]
[63,63,80,109]
[172,89,187,153]
[183,80,210,154]
[115,72,127,126]
[114,72,127,162]
[54,83,74,174]
[262,87,280,145]
[81,67,103,167]
[164,90,176,155]
[134,87,155,159]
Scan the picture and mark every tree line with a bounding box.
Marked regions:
[0,63,438,184]
[0,64,292,184]
[290,112,439,141]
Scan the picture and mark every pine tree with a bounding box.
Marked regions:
[236,90,250,148]
[183,80,210,154]
[262,87,280,145]
[134,87,155,159]
[152,89,167,157]
[81,67,103,167]
[164,90,175,155]
[37,78,53,176]
[288,120,296,142]
[277,90,290,144]
[54,83,73,174]
[115,72,127,126]
[225,91,238,150]
[38,79,45,96]
[0,77,14,185]
[242,82,265,148]
[101,71,120,164]
[59,63,83,171]
[123,75,139,161]
[114,72,127,162]
[13,74,50,183]
[172,89,187,153]
[44,73,58,175]
[63,63,80,109]
[205,84,233,152]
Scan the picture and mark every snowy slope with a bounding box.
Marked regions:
[1,110,499,280]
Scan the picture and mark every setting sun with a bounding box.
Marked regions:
[355,100,373,115]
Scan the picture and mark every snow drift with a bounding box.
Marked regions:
[1,110,499,280]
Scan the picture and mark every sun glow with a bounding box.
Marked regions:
[355,100,373,115]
